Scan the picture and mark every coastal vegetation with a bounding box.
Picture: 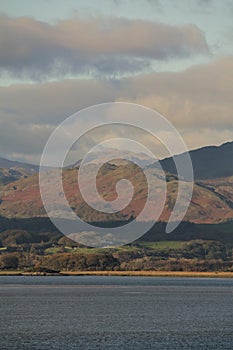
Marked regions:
[0,220,232,273]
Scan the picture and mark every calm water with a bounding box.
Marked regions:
[0,276,233,350]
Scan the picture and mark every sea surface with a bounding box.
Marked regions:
[0,276,232,350]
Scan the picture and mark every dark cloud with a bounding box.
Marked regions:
[0,15,209,79]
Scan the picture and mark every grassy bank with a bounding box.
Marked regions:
[60,270,233,278]
[1,270,233,278]
[0,270,23,275]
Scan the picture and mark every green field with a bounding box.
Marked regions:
[43,241,184,255]
[137,241,184,250]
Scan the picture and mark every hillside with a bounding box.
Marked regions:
[0,217,233,272]
[158,141,233,180]
[0,162,232,224]
[0,157,38,172]
[0,167,37,186]
[0,145,232,272]
[0,157,38,185]
[0,140,231,184]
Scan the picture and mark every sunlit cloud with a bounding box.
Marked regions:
[0,15,209,79]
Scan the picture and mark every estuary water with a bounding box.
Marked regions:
[0,276,232,349]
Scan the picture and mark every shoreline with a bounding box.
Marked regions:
[60,271,233,278]
[0,270,233,278]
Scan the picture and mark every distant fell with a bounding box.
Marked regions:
[0,141,232,183]
[0,158,38,185]
[159,141,233,180]
[0,157,38,172]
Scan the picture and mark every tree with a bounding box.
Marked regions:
[0,253,19,269]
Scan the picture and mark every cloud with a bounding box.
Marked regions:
[0,56,232,163]
[0,78,119,163]
[0,15,209,79]
[120,56,233,129]
[0,78,117,124]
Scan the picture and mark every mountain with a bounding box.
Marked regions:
[0,141,232,224]
[0,157,39,172]
[76,147,155,167]
[0,157,38,185]
[0,162,232,224]
[158,141,233,180]
[0,140,232,182]
[0,168,34,186]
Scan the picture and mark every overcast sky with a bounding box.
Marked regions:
[0,0,232,163]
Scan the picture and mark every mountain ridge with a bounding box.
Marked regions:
[0,140,232,180]
[0,157,39,172]
[0,141,232,225]
[158,141,233,180]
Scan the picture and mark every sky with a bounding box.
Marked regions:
[0,0,232,163]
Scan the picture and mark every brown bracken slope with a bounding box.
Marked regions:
[0,161,232,224]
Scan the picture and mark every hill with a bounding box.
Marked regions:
[0,157,38,172]
[158,141,233,180]
[0,167,38,186]
[0,140,232,183]
[0,143,232,272]
[0,163,232,224]
[0,157,38,185]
